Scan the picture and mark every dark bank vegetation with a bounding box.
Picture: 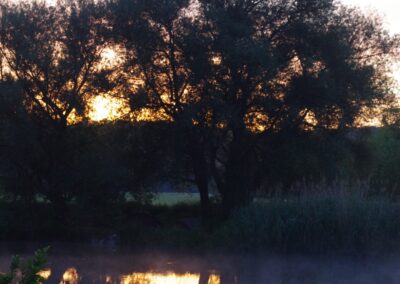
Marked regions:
[0,0,400,252]
[217,187,400,253]
[0,247,49,284]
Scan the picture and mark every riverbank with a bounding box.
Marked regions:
[2,192,400,255]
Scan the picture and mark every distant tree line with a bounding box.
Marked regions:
[0,0,399,220]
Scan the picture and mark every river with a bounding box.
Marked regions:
[0,242,399,283]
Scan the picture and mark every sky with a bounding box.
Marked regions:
[31,0,400,34]
[339,0,400,93]
[341,0,400,34]
[341,0,400,88]
[21,0,400,34]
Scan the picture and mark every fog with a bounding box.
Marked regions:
[1,243,400,283]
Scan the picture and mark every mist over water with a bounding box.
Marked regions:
[1,243,400,284]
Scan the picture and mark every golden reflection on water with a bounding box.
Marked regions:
[120,272,220,284]
[60,268,79,284]
[38,268,220,284]
[207,274,221,284]
[37,268,51,279]
[120,272,200,284]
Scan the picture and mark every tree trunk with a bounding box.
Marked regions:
[219,136,255,213]
[197,174,209,206]
[191,147,210,221]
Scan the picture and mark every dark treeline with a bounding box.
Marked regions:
[0,0,399,237]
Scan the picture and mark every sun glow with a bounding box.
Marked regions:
[89,95,127,121]
[100,47,124,70]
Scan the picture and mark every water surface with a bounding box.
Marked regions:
[0,242,399,283]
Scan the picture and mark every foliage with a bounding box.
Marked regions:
[215,190,400,253]
[0,0,116,213]
[0,0,399,225]
[111,0,399,212]
[258,130,358,191]
[368,127,400,193]
[3,190,400,253]
[0,0,110,125]
[0,247,49,284]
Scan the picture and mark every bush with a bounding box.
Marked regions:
[368,127,400,194]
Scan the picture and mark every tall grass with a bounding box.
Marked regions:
[215,183,400,253]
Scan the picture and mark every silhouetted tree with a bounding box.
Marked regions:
[111,0,216,216]
[198,0,398,210]
[0,77,38,202]
[111,0,399,213]
[0,0,112,215]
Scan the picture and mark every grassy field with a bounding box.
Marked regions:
[152,192,201,206]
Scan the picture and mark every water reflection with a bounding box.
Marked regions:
[4,243,400,284]
[120,272,220,284]
[60,268,79,284]
[37,268,51,280]
[38,268,221,284]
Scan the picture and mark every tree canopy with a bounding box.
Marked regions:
[0,0,398,216]
[110,0,399,210]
